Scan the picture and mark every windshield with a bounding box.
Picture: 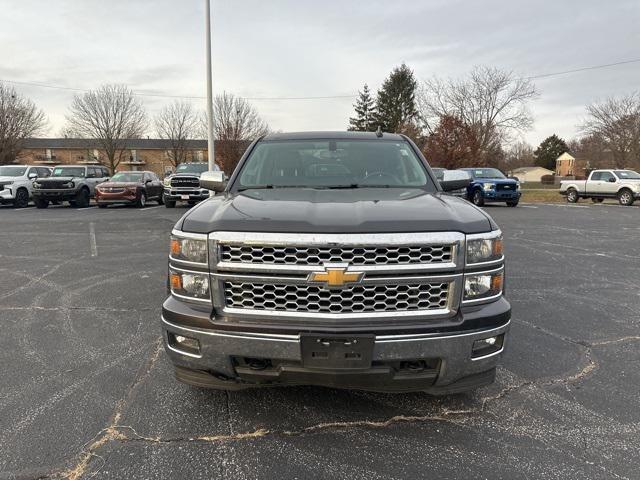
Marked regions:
[466,168,506,179]
[236,140,433,190]
[52,167,85,177]
[0,166,27,177]
[176,163,210,174]
[614,170,640,179]
[110,172,144,182]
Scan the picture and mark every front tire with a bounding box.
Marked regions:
[618,189,635,206]
[14,188,29,208]
[75,188,90,208]
[34,198,49,209]
[136,192,146,208]
[506,200,519,207]
[471,189,485,207]
[566,188,579,203]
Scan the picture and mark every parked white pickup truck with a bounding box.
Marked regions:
[560,169,640,206]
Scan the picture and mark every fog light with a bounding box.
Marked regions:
[167,332,201,356]
[472,334,504,359]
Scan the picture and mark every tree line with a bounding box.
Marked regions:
[348,64,640,172]
[0,83,269,173]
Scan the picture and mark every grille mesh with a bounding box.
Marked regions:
[171,177,200,188]
[223,281,450,314]
[220,245,452,266]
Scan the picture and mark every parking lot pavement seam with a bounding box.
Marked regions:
[0,305,154,313]
[59,337,163,480]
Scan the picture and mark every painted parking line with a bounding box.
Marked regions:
[138,205,163,211]
[89,222,98,257]
[76,206,98,211]
[519,205,538,209]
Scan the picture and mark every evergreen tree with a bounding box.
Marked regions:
[375,63,418,132]
[534,134,569,170]
[347,84,377,131]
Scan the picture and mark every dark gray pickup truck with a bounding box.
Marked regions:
[162,131,510,394]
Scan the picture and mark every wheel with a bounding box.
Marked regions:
[157,192,164,205]
[14,188,29,208]
[506,200,519,207]
[591,198,604,203]
[136,192,146,208]
[75,188,90,208]
[471,189,485,207]
[165,199,176,208]
[97,203,108,209]
[618,189,635,206]
[34,198,49,209]
[566,188,579,203]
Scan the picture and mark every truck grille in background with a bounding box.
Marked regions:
[220,245,453,266]
[496,184,515,191]
[38,181,68,189]
[223,281,450,314]
[171,177,200,188]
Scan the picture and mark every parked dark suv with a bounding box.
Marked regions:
[163,132,511,394]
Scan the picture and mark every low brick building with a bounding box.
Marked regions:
[16,138,247,178]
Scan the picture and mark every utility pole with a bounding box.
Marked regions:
[205,0,215,171]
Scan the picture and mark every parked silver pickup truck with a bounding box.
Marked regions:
[560,169,640,206]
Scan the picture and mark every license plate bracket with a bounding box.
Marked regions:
[300,334,375,370]
[180,195,190,200]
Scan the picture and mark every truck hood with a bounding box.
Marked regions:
[477,178,517,184]
[38,176,75,182]
[0,176,22,183]
[179,188,495,234]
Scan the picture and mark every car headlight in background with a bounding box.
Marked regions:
[466,231,503,265]
[482,183,495,191]
[163,178,171,187]
[169,269,210,301]
[464,270,503,302]
[33,182,42,188]
[63,182,74,188]
[170,231,208,264]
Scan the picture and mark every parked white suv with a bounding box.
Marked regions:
[0,165,52,208]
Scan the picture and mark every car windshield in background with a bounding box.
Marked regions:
[0,166,27,177]
[176,164,209,174]
[236,140,433,190]
[614,170,640,179]
[52,167,85,177]
[111,172,143,182]
[467,168,506,179]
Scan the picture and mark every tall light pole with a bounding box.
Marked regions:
[205,0,215,171]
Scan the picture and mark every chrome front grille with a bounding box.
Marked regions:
[209,232,464,321]
[220,244,452,266]
[223,281,450,314]
[171,176,200,188]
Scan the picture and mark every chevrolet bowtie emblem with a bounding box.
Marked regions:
[307,263,364,288]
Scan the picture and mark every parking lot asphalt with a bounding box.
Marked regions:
[0,200,639,480]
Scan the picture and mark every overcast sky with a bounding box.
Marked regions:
[1,0,639,146]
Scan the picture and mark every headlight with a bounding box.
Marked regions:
[63,181,74,188]
[466,231,503,265]
[170,231,208,264]
[169,269,210,301]
[33,182,42,188]
[464,270,503,302]
[163,178,171,186]
[516,182,521,190]
[482,183,495,191]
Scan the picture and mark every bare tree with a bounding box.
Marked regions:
[419,66,538,164]
[155,101,199,169]
[0,83,47,165]
[66,84,147,173]
[504,141,536,170]
[580,92,640,169]
[201,92,270,173]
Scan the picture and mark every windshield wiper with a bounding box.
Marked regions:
[327,184,394,189]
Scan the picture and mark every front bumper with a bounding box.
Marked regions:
[33,189,78,200]
[96,191,137,204]
[0,188,16,202]
[482,190,521,202]
[161,296,511,393]
[163,188,210,202]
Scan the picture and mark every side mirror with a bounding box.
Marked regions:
[28,172,38,180]
[145,179,152,184]
[439,170,471,192]
[608,177,616,183]
[200,171,226,192]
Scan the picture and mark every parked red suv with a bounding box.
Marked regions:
[95,171,164,208]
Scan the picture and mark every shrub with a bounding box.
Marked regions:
[540,174,555,184]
